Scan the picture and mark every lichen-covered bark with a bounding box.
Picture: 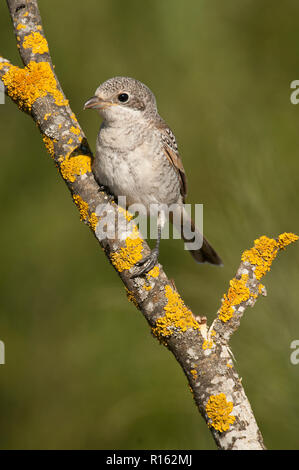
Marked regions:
[1,0,298,450]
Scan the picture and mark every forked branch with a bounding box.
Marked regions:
[1,0,297,450]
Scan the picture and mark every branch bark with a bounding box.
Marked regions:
[1,0,297,450]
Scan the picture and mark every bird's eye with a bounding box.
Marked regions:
[118,93,129,103]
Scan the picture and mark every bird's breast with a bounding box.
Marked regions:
[93,126,181,210]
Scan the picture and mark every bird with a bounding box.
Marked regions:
[84,77,222,277]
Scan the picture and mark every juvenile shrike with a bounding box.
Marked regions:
[84,77,222,276]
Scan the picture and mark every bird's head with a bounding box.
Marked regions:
[84,76,158,124]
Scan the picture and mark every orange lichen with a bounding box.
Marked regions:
[117,206,133,222]
[2,61,68,111]
[60,154,92,182]
[143,284,152,291]
[0,61,11,71]
[152,285,200,339]
[42,134,56,159]
[278,232,299,249]
[72,196,96,230]
[23,32,49,54]
[70,125,81,135]
[218,274,250,323]
[227,274,250,305]
[258,283,265,294]
[88,212,98,231]
[126,288,139,308]
[206,393,235,432]
[218,294,234,322]
[142,267,159,291]
[73,194,89,221]
[110,226,143,272]
[202,339,214,350]
[147,266,160,279]
[242,236,278,279]
[218,233,298,322]
[241,233,298,280]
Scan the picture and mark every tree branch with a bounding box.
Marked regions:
[1,0,298,449]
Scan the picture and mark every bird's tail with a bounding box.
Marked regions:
[170,206,223,266]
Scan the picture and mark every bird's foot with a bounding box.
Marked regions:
[130,249,159,278]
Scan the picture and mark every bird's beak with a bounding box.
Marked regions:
[83,96,113,110]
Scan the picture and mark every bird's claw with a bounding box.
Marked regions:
[130,250,159,278]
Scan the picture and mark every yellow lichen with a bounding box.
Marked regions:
[205,393,235,432]
[202,339,214,350]
[258,283,265,294]
[126,288,139,308]
[0,61,11,71]
[218,274,250,323]
[152,285,200,339]
[72,195,98,230]
[2,61,68,111]
[227,274,250,305]
[245,236,278,279]
[117,206,133,222]
[67,138,73,145]
[147,266,160,279]
[278,232,299,249]
[73,194,89,221]
[44,112,51,120]
[60,155,92,182]
[70,125,81,135]
[190,369,198,380]
[143,284,152,291]
[110,226,143,272]
[241,233,298,280]
[218,233,298,323]
[16,24,26,30]
[23,32,49,54]
[88,212,98,231]
[142,267,159,291]
[218,294,234,322]
[42,134,56,159]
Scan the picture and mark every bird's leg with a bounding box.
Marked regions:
[130,212,163,278]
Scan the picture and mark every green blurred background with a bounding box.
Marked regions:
[0,0,299,450]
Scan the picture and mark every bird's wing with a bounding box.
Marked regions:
[158,122,187,202]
